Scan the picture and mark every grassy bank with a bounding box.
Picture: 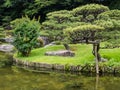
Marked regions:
[15,44,120,67]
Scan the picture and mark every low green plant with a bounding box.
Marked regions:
[11,16,40,56]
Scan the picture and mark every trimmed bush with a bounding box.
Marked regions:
[11,17,40,56]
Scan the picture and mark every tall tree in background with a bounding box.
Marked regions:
[1,0,33,26]
[0,0,120,26]
[0,0,5,25]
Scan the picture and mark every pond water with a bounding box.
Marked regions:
[0,67,120,90]
[0,53,120,90]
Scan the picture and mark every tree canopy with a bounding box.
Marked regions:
[0,0,120,26]
[41,4,117,43]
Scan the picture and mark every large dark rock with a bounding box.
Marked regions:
[0,38,5,42]
[0,44,14,53]
[45,50,75,57]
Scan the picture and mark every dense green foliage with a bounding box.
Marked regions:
[0,0,120,26]
[64,25,104,43]
[41,10,73,42]
[98,10,120,20]
[72,4,109,19]
[41,4,118,44]
[11,17,40,56]
[0,0,83,25]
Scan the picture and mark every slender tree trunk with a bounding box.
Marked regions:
[92,43,101,62]
[95,44,99,74]
[63,44,70,50]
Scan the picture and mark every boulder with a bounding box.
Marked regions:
[45,50,75,57]
[0,37,14,43]
[38,36,50,45]
[101,58,108,62]
[0,38,5,42]
[44,42,56,48]
[0,44,14,53]
[4,37,14,43]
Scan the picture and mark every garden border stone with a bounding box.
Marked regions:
[13,57,120,74]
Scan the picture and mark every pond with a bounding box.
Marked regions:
[1,67,120,90]
[0,52,12,67]
[0,53,120,90]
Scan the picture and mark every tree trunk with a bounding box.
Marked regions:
[92,43,101,62]
[95,44,99,74]
[63,44,70,50]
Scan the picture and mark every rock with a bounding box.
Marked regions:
[4,25,12,30]
[44,63,53,69]
[53,64,65,70]
[101,58,108,62]
[44,42,56,48]
[0,38,5,42]
[45,50,75,57]
[4,37,14,43]
[38,36,50,45]
[70,65,78,71]
[69,65,82,71]
[0,44,14,53]
[94,58,108,62]
[0,37,14,43]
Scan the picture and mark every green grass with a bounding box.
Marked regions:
[100,48,120,66]
[101,48,120,61]
[15,44,94,65]
[15,44,120,66]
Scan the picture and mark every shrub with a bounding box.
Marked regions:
[11,17,40,56]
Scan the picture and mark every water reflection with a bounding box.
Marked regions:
[95,74,99,90]
[0,52,13,67]
[0,66,120,90]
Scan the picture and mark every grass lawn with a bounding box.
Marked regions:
[15,44,120,66]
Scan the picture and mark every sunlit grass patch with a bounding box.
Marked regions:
[15,44,120,66]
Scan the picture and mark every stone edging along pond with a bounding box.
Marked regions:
[13,58,120,74]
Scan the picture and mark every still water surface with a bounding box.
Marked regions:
[0,66,120,90]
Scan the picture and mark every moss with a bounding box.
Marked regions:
[65,64,70,71]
